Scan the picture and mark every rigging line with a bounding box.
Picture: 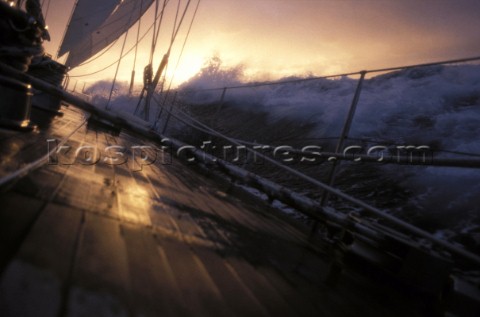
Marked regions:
[133,0,144,71]
[158,0,192,55]
[152,0,170,57]
[106,36,129,104]
[130,0,145,94]
[106,28,131,110]
[436,149,480,158]
[152,65,170,120]
[155,93,480,168]
[151,101,480,268]
[154,0,201,126]
[170,0,192,46]
[69,9,165,78]
[155,0,197,116]
[139,0,191,119]
[155,104,344,162]
[71,0,190,79]
[149,0,161,65]
[106,5,143,109]
[168,0,200,85]
[154,0,190,68]
[150,0,170,64]
[170,0,182,44]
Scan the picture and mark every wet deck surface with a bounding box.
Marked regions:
[0,106,426,316]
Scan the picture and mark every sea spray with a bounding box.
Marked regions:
[178,62,480,252]
[96,61,480,253]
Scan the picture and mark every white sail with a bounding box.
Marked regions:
[65,0,154,69]
[58,0,121,57]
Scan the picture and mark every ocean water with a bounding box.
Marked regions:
[177,63,480,253]
[98,63,480,253]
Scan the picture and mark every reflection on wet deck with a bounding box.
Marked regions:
[0,106,425,317]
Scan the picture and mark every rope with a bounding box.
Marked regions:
[129,0,144,94]
[154,0,200,123]
[133,0,144,72]
[149,0,161,65]
[154,100,480,162]
[153,0,201,126]
[106,7,137,110]
[147,95,480,264]
[153,87,480,173]
[133,0,169,117]
[70,0,190,78]
[136,0,192,119]
[171,0,182,44]
[105,29,130,109]
[170,0,192,46]
[152,0,170,60]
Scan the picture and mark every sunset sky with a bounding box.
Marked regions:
[40,0,480,86]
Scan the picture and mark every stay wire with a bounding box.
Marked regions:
[154,0,201,126]
[133,0,144,71]
[171,0,192,46]
[149,0,161,65]
[151,0,193,123]
[152,0,170,57]
[106,29,131,109]
[106,5,138,110]
[171,0,182,44]
[144,0,191,102]
[150,0,170,65]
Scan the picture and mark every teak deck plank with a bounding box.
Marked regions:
[0,106,429,317]
[67,213,131,316]
[121,223,189,317]
[0,203,82,317]
[0,193,44,272]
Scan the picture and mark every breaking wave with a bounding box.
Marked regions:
[177,61,480,251]
[95,57,480,252]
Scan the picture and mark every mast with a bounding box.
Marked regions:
[137,0,192,121]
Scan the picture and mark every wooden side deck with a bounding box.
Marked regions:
[0,106,427,316]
